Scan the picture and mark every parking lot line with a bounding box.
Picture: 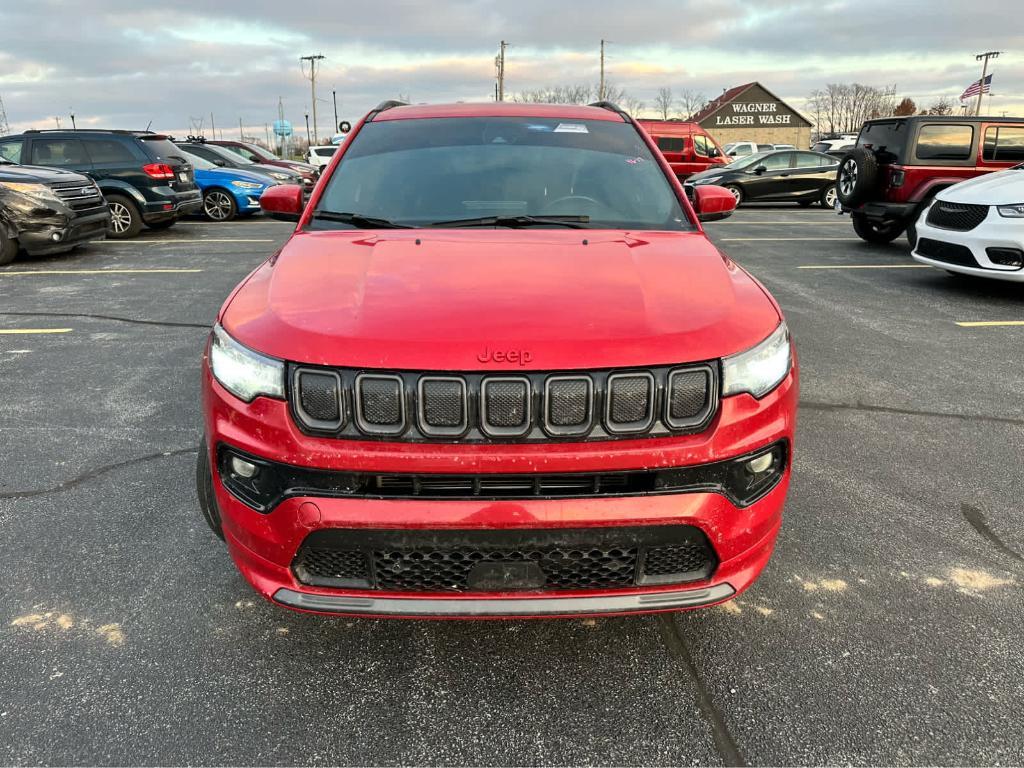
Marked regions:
[96,239,274,244]
[719,237,862,242]
[955,320,1024,327]
[0,328,72,334]
[797,264,929,270]
[0,268,202,276]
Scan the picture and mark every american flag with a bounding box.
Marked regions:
[960,74,992,101]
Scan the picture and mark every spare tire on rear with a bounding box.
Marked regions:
[836,148,879,208]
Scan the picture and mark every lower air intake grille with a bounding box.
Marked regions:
[292,527,717,593]
[917,238,978,267]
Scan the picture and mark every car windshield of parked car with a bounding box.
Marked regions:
[202,144,256,165]
[313,116,693,230]
[180,150,216,171]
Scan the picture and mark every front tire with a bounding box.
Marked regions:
[106,195,143,238]
[203,189,238,222]
[851,212,904,244]
[196,438,225,542]
[724,184,744,206]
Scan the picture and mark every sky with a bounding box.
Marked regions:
[1,0,1021,142]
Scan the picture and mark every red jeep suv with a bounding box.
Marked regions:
[197,101,798,618]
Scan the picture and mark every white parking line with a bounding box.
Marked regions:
[96,239,274,244]
[720,237,863,242]
[0,328,72,334]
[956,321,1024,328]
[0,269,202,276]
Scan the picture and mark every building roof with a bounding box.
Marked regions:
[689,82,812,127]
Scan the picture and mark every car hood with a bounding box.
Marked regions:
[0,163,92,184]
[222,230,781,371]
[939,169,1024,205]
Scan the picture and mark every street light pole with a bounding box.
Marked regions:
[304,112,311,146]
[332,90,338,133]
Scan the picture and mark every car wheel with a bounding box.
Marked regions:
[836,148,879,208]
[196,437,225,542]
[821,184,838,209]
[147,220,176,231]
[106,195,143,238]
[0,232,17,266]
[203,189,238,222]
[851,212,904,244]
[724,185,744,206]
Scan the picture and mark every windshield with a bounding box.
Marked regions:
[244,143,278,161]
[314,116,692,230]
[180,149,216,170]
[205,144,255,165]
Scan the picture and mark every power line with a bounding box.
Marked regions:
[300,54,326,143]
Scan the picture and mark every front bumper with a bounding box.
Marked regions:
[202,362,797,618]
[912,210,1024,281]
[17,207,110,255]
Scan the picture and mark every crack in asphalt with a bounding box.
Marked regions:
[961,503,1024,566]
[0,447,198,500]
[657,614,745,767]
[0,311,210,329]
[800,399,1024,428]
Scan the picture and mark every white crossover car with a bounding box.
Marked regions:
[912,165,1024,281]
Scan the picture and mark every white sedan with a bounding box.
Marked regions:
[912,165,1024,281]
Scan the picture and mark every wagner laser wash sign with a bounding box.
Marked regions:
[692,81,812,148]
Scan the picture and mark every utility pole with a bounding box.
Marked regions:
[0,95,9,136]
[211,112,216,140]
[599,39,606,101]
[332,90,338,134]
[974,51,1001,116]
[495,41,507,102]
[265,123,270,147]
[70,112,76,130]
[300,54,326,143]
[239,118,244,141]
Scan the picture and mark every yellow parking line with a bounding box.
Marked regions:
[0,269,202,276]
[0,328,72,334]
[956,321,1024,327]
[798,264,929,270]
[96,239,274,244]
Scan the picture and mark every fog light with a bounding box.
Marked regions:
[50,232,62,242]
[747,452,775,475]
[230,456,259,478]
[986,247,1024,269]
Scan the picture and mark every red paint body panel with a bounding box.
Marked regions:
[205,102,799,618]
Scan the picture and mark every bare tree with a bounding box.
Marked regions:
[621,96,646,117]
[925,97,954,115]
[513,85,594,104]
[807,83,898,134]
[654,87,674,120]
[676,88,707,120]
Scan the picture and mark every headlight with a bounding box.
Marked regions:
[722,322,792,399]
[997,203,1024,218]
[693,175,723,185]
[230,180,263,189]
[0,181,62,203]
[269,172,290,180]
[209,324,285,402]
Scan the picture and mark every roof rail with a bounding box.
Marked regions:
[365,99,409,122]
[22,128,156,135]
[587,101,630,120]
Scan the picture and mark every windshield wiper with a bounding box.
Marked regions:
[429,214,590,229]
[311,211,413,229]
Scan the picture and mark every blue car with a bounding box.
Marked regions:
[179,149,275,221]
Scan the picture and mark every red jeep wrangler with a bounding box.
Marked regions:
[636,119,729,180]
[837,115,1024,244]
[197,101,797,618]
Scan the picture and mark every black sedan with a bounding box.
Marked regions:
[686,150,839,207]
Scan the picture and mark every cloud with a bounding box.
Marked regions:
[1,0,1021,136]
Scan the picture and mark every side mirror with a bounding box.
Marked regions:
[260,184,304,222]
[707,147,720,158]
[753,165,767,175]
[693,185,737,222]
[213,159,226,167]
[727,150,738,157]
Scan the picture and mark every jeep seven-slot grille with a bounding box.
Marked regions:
[291,527,717,592]
[926,202,989,231]
[289,363,718,443]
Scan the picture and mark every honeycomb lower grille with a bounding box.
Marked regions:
[292,527,716,593]
[917,238,978,267]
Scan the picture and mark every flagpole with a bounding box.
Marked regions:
[974,51,1001,116]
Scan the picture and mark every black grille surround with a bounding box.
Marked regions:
[926,202,989,232]
[291,526,717,593]
[47,179,106,213]
[288,362,719,444]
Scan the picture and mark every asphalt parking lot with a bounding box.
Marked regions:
[2,208,1022,766]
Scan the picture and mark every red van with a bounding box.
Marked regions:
[636,120,729,180]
